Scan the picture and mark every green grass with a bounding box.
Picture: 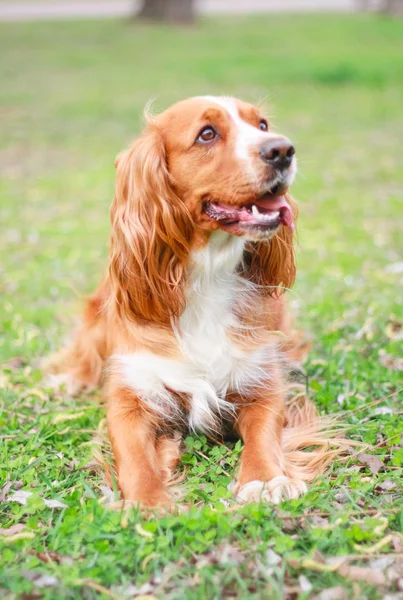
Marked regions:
[1,13,403,600]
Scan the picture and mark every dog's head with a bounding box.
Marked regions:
[110,97,298,326]
[159,96,297,242]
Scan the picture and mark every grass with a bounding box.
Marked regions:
[1,13,403,600]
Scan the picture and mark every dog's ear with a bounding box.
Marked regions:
[108,125,194,327]
[242,193,298,295]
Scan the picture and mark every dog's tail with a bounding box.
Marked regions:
[282,387,355,482]
[43,291,107,395]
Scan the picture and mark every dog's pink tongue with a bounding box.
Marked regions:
[254,195,294,231]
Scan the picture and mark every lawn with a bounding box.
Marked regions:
[1,13,403,600]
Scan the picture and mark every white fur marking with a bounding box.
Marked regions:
[177,231,277,429]
[203,96,269,161]
[201,95,297,187]
[112,351,232,430]
[235,477,308,504]
[112,231,280,432]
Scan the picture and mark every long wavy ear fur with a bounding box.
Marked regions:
[108,123,194,327]
[242,193,298,295]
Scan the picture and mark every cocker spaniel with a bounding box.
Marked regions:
[49,96,340,508]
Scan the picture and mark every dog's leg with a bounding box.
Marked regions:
[232,375,307,504]
[107,386,174,508]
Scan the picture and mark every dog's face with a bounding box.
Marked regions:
[158,96,297,241]
[110,96,298,325]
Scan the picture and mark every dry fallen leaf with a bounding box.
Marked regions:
[338,564,385,586]
[334,490,349,504]
[281,517,297,533]
[313,587,347,600]
[21,570,59,588]
[376,480,397,492]
[99,484,117,504]
[7,490,33,505]
[299,575,312,593]
[135,583,156,596]
[266,548,282,566]
[0,523,25,536]
[3,356,27,370]
[0,482,12,502]
[386,321,403,341]
[369,556,395,570]
[30,550,73,566]
[218,543,245,565]
[7,490,68,509]
[312,549,326,564]
[373,406,393,416]
[379,350,403,372]
[392,536,403,552]
[45,499,68,509]
[310,515,330,529]
[356,452,384,474]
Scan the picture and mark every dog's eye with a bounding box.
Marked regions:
[197,126,217,144]
[259,119,268,131]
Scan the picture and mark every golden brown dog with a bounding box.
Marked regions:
[49,96,340,508]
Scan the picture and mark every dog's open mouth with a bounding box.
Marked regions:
[204,193,294,234]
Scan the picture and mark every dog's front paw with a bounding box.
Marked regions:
[234,476,307,504]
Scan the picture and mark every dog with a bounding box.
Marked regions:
[49,96,342,508]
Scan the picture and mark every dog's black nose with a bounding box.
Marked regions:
[260,138,295,170]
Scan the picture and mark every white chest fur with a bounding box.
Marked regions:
[114,233,277,431]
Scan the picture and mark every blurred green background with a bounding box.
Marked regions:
[1,11,403,600]
[1,14,402,348]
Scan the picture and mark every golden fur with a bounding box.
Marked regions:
[48,96,348,508]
